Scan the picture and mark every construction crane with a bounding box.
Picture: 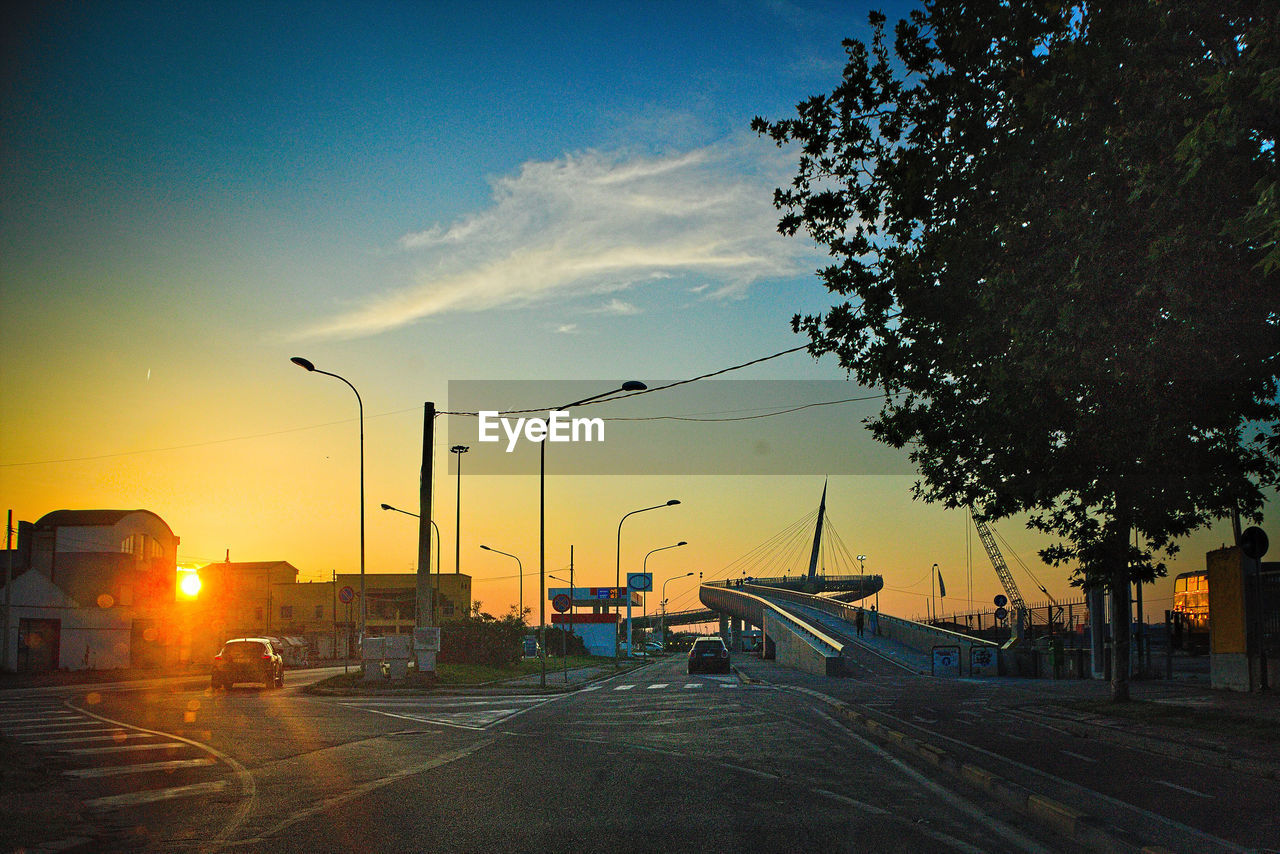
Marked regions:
[972,515,1027,618]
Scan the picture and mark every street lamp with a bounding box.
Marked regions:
[292,356,366,641]
[380,504,441,625]
[480,545,523,623]
[540,381,647,687]
[931,562,939,624]
[660,571,696,647]
[615,499,680,664]
[857,554,867,572]
[633,541,685,657]
[450,445,469,575]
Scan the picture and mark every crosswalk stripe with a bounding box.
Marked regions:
[614,684,635,691]
[646,684,669,690]
[64,758,218,779]
[85,780,228,809]
[25,732,155,746]
[63,742,187,755]
[683,683,702,689]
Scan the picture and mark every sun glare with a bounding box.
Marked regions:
[179,571,202,598]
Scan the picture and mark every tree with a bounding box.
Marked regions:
[753,2,1279,700]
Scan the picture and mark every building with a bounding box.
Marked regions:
[1,509,181,673]
[190,563,472,661]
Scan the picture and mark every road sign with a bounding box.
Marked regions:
[552,593,571,613]
[627,572,652,592]
[994,606,1008,621]
[993,594,1008,608]
[932,645,961,677]
[338,586,355,604]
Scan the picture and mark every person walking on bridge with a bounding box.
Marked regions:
[855,608,865,638]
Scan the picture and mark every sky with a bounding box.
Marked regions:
[0,0,1240,625]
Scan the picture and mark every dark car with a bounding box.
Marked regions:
[211,637,284,690]
[687,636,731,674]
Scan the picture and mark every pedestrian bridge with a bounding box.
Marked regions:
[699,581,1002,679]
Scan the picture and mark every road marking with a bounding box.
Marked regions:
[813,788,887,815]
[85,780,228,810]
[2,722,108,733]
[1155,780,1213,798]
[683,683,702,689]
[24,732,157,745]
[646,683,669,690]
[614,684,635,691]
[64,758,218,779]
[1059,749,1098,764]
[63,742,188,755]
[580,685,602,691]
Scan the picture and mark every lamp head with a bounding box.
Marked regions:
[379,504,393,510]
[290,356,316,371]
[677,541,687,547]
[621,380,647,392]
[480,545,492,551]
[666,499,680,506]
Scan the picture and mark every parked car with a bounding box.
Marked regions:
[211,637,284,690]
[687,636,731,674]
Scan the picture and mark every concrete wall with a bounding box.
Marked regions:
[764,610,843,677]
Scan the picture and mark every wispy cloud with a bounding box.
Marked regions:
[297,135,813,339]
[587,298,642,316]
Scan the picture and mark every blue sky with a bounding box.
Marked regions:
[1,1,1219,621]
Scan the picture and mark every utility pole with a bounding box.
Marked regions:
[418,403,435,628]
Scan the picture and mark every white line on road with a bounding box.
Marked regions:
[64,758,217,778]
[63,741,188,755]
[646,683,669,690]
[614,684,635,691]
[85,780,228,810]
[1155,780,1213,798]
[24,732,156,745]
[683,683,702,689]
[1059,749,1098,764]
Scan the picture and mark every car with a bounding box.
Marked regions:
[687,636,731,674]
[211,637,284,690]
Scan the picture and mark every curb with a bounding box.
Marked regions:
[763,686,1143,854]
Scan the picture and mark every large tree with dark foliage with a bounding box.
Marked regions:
[754,2,1278,700]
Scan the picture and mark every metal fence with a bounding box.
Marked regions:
[932,598,1090,646]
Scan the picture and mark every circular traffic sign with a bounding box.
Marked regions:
[628,574,652,592]
[995,606,1008,621]
[552,593,571,613]
[338,586,355,604]
[994,594,1008,608]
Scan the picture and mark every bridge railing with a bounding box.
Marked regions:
[744,584,1001,677]
[699,584,844,677]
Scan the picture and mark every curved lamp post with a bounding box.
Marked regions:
[480,544,523,623]
[540,381,647,686]
[634,541,685,657]
[615,499,680,665]
[292,356,366,640]
[380,503,441,625]
[660,570,696,644]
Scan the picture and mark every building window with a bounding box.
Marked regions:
[281,605,293,620]
[314,604,324,619]
[121,533,164,561]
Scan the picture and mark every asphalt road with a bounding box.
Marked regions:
[4,648,1273,854]
[4,661,1066,853]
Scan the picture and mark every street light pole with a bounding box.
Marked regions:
[540,381,647,687]
[660,571,695,647]
[634,541,685,657]
[615,499,680,665]
[451,445,469,575]
[291,357,366,641]
[380,504,441,625]
[480,545,523,623]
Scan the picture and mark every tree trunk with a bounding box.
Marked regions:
[1108,522,1132,703]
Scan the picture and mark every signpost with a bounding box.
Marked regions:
[625,573,652,657]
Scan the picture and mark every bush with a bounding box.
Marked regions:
[438,611,525,667]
